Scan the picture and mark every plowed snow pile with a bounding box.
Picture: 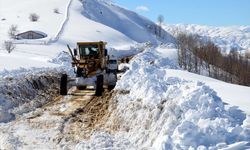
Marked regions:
[0,70,60,122]
[0,52,72,123]
[76,45,250,149]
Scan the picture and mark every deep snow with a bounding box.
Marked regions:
[76,45,250,149]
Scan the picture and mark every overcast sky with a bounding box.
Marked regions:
[114,0,250,26]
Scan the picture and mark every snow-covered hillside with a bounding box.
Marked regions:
[0,0,171,71]
[163,24,250,53]
[0,0,70,43]
[81,0,175,44]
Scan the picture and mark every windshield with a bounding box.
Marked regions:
[79,45,99,56]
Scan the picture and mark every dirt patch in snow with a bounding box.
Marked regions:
[59,90,116,143]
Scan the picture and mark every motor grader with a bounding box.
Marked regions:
[60,41,117,96]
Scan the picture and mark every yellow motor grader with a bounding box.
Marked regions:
[60,41,118,96]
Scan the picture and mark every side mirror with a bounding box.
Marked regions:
[105,49,108,56]
[73,49,77,56]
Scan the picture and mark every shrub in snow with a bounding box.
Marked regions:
[157,15,164,38]
[29,13,39,22]
[53,8,60,14]
[3,41,15,53]
[8,24,18,39]
[245,51,250,59]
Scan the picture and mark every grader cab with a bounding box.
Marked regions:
[60,41,117,96]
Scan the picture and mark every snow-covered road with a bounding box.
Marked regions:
[0,88,113,149]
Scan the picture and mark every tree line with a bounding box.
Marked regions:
[176,32,250,86]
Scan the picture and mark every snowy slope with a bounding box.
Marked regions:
[0,0,136,45]
[57,0,135,49]
[81,0,175,44]
[0,0,172,71]
[0,0,70,43]
[163,24,250,53]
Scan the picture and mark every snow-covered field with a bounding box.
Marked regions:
[0,0,250,149]
[163,24,250,53]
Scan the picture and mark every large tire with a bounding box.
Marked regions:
[95,75,103,96]
[76,67,83,77]
[108,85,116,91]
[108,72,117,91]
[60,74,68,95]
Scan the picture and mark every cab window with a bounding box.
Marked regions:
[79,45,99,56]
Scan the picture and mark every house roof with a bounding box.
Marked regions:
[16,30,47,37]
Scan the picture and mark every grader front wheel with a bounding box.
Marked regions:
[95,75,104,96]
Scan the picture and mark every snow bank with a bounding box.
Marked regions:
[0,69,61,123]
[0,51,73,123]
[116,48,179,105]
[77,47,250,149]
[76,132,135,150]
[107,42,150,59]
[49,51,73,66]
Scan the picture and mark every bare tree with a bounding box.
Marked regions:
[8,24,18,39]
[147,23,158,37]
[53,8,60,14]
[3,41,15,53]
[29,13,39,22]
[245,51,250,59]
[157,15,164,38]
[176,31,250,86]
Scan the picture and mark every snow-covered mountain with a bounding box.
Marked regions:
[80,0,174,44]
[163,24,250,53]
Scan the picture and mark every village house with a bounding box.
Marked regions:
[15,30,47,40]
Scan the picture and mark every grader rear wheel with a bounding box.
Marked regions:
[108,85,116,91]
[60,74,68,95]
